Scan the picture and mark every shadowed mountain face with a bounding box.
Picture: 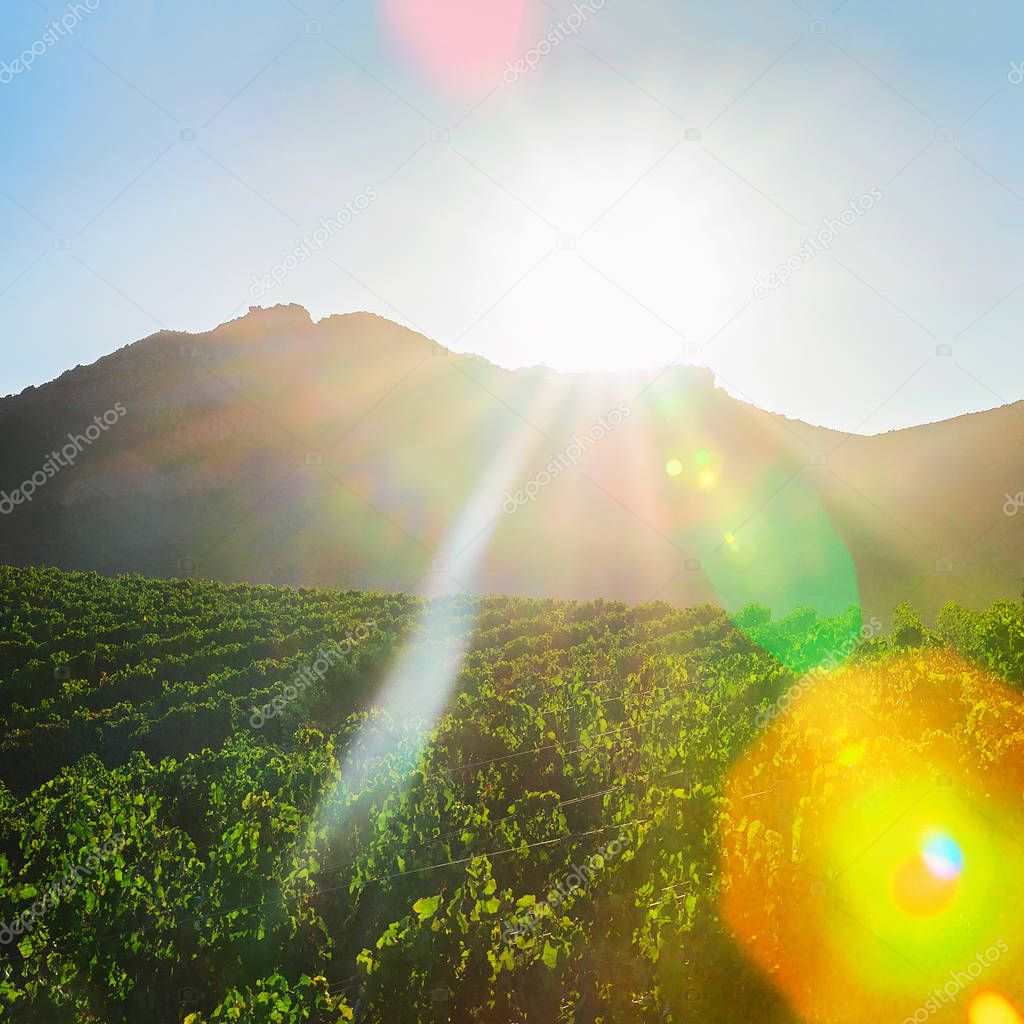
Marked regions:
[1,304,1021,619]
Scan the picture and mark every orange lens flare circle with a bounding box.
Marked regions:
[893,831,963,917]
[720,651,1024,1023]
[892,852,959,917]
[970,991,1024,1024]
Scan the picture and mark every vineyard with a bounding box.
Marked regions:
[1,564,1023,1022]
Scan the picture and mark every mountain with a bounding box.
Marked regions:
[1,304,1021,620]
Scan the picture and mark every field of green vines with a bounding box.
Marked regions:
[1,565,1022,1023]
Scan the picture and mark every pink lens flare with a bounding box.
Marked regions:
[380,0,534,90]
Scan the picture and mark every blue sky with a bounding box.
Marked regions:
[2,0,1024,433]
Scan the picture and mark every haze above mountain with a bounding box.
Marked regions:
[1,305,1021,620]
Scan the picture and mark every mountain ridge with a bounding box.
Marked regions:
[1,307,1021,619]
[10,303,1018,439]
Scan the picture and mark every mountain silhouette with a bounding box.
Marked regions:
[1,304,1021,620]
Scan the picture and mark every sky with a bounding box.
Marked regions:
[1,0,1024,433]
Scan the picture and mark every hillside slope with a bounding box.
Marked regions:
[1,306,1021,618]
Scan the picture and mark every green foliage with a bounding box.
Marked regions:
[0,565,1016,1022]
[891,601,928,648]
[185,973,353,1023]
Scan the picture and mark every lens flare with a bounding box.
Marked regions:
[922,831,964,881]
[892,851,959,918]
[666,458,683,477]
[380,0,532,90]
[702,474,861,673]
[697,468,718,490]
[721,652,1024,1023]
[892,831,964,916]
[970,991,1024,1024]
